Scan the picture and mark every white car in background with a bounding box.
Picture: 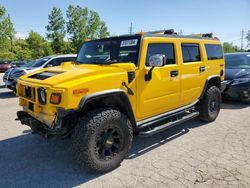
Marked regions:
[3,54,77,92]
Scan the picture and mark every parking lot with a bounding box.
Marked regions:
[0,72,249,188]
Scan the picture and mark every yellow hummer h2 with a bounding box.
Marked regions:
[16,30,225,173]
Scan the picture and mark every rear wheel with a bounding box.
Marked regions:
[71,108,133,173]
[197,86,221,122]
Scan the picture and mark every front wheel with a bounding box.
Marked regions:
[196,86,221,122]
[71,108,133,173]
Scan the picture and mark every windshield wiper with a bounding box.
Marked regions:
[76,60,84,64]
[103,59,118,64]
[75,60,119,65]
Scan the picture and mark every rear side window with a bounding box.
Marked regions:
[146,43,175,66]
[47,58,65,67]
[205,44,223,60]
[64,57,76,62]
[182,44,201,63]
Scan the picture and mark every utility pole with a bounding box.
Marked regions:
[128,22,134,34]
[241,29,244,51]
[179,29,183,35]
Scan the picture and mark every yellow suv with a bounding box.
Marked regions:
[16,30,225,173]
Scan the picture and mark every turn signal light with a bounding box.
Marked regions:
[50,93,61,104]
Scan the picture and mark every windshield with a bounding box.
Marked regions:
[27,58,51,68]
[225,54,250,69]
[76,36,141,65]
[0,61,9,64]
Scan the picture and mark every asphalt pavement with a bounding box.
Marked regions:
[0,73,249,188]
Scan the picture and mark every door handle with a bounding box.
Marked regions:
[200,66,206,72]
[170,70,179,77]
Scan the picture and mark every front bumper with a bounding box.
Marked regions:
[3,75,17,91]
[0,68,8,72]
[16,110,73,138]
[222,81,250,102]
[220,81,228,93]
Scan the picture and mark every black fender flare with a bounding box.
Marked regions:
[79,89,137,127]
[199,75,221,100]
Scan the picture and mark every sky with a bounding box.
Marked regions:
[0,0,250,48]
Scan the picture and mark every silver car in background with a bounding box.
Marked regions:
[3,54,77,92]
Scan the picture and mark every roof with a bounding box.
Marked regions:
[112,29,220,41]
[43,54,77,59]
[142,33,219,40]
[225,52,250,56]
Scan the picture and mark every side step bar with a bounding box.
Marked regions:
[138,111,199,137]
[137,107,195,129]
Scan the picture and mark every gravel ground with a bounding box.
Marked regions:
[0,73,249,188]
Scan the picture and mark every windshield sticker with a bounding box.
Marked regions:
[120,39,138,47]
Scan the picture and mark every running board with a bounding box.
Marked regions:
[137,106,195,129]
[138,111,199,137]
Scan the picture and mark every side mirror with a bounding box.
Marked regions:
[46,64,53,68]
[145,54,165,81]
[148,54,165,67]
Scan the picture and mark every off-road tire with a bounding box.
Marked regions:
[71,108,133,173]
[197,86,221,122]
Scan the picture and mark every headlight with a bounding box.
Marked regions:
[232,77,250,85]
[38,88,46,104]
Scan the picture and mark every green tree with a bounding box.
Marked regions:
[97,21,109,38]
[66,5,109,52]
[46,7,66,53]
[26,31,53,59]
[13,39,32,60]
[66,5,88,52]
[223,42,240,53]
[0,6,15,59]
[246,30,250,48]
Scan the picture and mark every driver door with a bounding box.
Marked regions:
[137,39,181,120]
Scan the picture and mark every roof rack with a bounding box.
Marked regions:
[145,29,177,35]
[183,33,213,38]
[141,29,215,39]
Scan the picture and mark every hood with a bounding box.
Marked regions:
[19,63,136,87]
[225,68,250,80]
[5,67,25,75]
[5,67,40,75]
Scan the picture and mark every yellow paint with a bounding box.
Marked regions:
[17,35,224,127]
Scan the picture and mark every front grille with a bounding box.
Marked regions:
[24,86,36,101]
[25,87,32,98]
[28,102,34,111]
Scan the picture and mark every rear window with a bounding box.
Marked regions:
[205,44,223,60]
[225,54,250,69]
[181,44,201,63]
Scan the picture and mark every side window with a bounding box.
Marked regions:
[56,58,67,65]
[46,58,64,67]
[181,44,201,63]
[64,57,76,62]
[146,43,175,66]
[45,59,55,67]
[205,44,223,60]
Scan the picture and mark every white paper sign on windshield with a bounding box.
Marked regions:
[120,39,138,47]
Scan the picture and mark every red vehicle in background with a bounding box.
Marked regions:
[0,61,11,72]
